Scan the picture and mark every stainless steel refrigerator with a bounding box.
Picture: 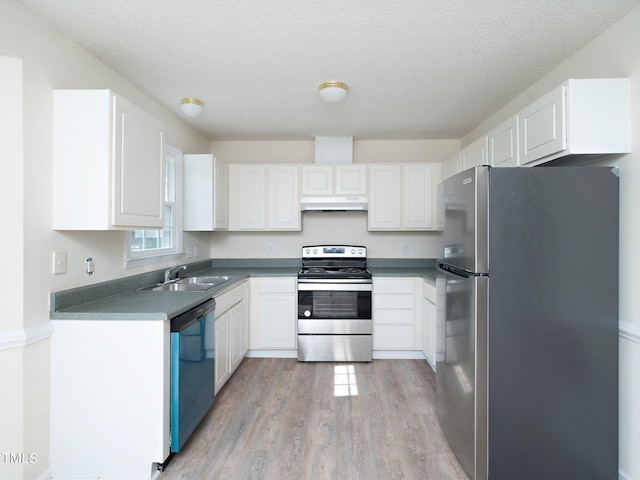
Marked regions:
[436,166,618,480]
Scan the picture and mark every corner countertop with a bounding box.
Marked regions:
[50,258,437,321]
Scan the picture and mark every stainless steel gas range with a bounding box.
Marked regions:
[297,245,372,362]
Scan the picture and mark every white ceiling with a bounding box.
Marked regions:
[19,0,640,141]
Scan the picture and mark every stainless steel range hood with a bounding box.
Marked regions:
[301,196,368,211]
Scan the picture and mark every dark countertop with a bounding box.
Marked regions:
[369,267,436,285]
[50,258,437,321]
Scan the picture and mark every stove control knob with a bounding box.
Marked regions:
[351,248,356,254]
[312,249,317,254]
[304,310,311,318]
[305,248,310,254]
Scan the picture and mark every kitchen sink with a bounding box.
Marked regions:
[141,275,231,292]
[177,276,231,286]
[149,283,214,292]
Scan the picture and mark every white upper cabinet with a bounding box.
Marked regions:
[460,135,489,171]
[53,89,164,230]
[302,165,332,195]
[183,154,228,231]
[403,164,439,230]
[228,164,300,231]
[301,164,367,196]
[519,78,630,165]
[368,164,402,229]
[268,165,300,230]
[368,163,442,231]
[489,116,519,167]
[443,152,460,180]
[229,165,267,230]
[335,165,367,194]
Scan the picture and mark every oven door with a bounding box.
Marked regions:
[297,282,372,334]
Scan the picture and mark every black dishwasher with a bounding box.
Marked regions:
[169,298,216,453]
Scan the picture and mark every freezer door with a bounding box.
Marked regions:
[436,266,488,480]
[441,166,489,274]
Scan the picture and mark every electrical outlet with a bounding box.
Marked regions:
[267,243,275,255]
[53,251,66,274]
[193,245,198,258]
[401,245,409,256]
[187,246,194,259]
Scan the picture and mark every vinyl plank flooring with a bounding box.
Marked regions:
[161,358,469,480]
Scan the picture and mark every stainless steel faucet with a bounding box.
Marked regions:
[164,264,187,283]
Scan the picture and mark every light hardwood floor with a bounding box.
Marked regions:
[161,358,469,480]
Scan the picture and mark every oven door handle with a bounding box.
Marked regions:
[297,283,372,291]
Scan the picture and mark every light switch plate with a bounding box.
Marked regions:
[53,251,66,274]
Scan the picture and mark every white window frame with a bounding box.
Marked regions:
[124,144,184,268]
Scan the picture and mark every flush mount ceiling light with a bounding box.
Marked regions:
[318,81,349,104]
[180,97,203,117]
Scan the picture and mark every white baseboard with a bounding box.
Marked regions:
[245,349,298,358]
[372,350,426,360]
[0,321,53,351]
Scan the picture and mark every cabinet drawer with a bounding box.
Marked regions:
[373,309,414,324]
[215,282,245,312]
[373,325,415,349]
[373,294,414,309]
[373,278,415,294]
[258,277,296,293]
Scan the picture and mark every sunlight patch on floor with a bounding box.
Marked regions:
[334,364,359,397]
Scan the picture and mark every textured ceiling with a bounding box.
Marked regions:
[18,0,640,141]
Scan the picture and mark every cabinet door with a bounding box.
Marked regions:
[423,297,436,367]
[214,158,229,229]
[519,85,566,165]
[368,165,401,230]
[460,136,489,171]
[259,295,296,349]
[489,117,519,167]
[268,165,300,230]
[112,94,164,228]
[372,277,419,350]
[443,153,460,180]
[302,165,332,195]
[242,281,250,355]
[214,312,230,394]
[229,302,244,372]
[234,165,266,229]
[184,154,214,230]
[335,165,367,195]
[403,164,433,229]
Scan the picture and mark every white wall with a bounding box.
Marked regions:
[0,1,211,479]
[461,6,640,478]
[209,139,459,259]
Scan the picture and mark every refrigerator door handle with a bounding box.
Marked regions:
[437,261,478,278]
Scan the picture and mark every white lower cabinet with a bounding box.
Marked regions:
[214,312,230,393]
[422,280,437,369]
[50,319,169,479]
[214,281,248,394]
[372,277,421,351]
[250,277,297,351]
